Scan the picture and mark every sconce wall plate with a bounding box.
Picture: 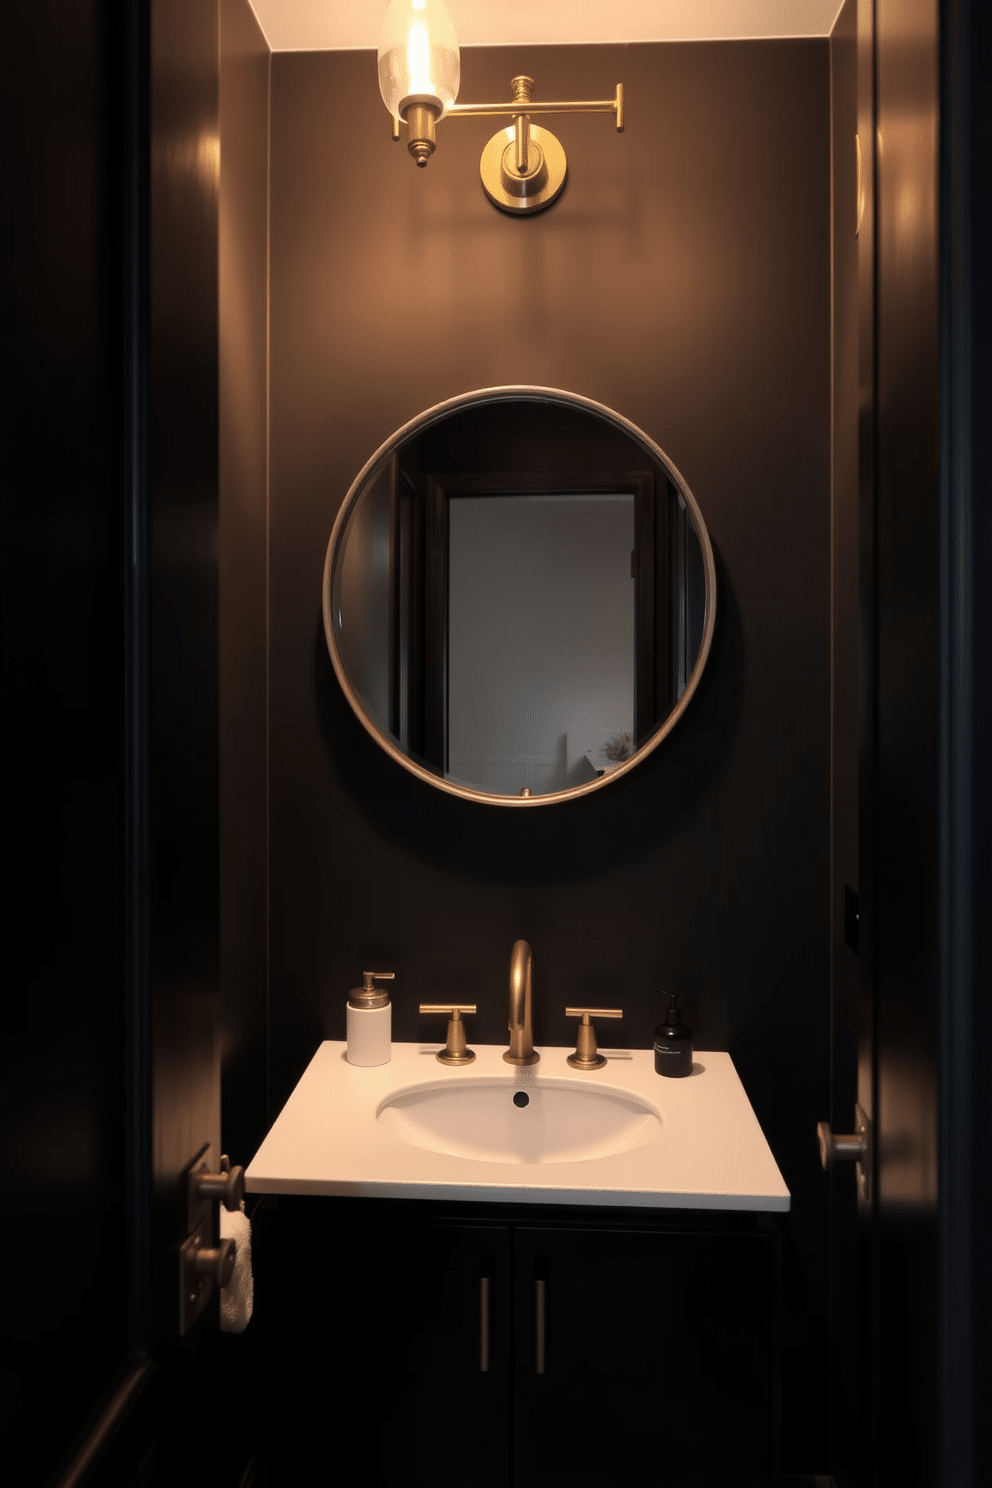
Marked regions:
[480,121,567,215]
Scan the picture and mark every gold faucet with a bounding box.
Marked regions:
[504,939,540,1066]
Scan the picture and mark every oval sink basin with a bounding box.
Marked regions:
[377,1077,661,1165]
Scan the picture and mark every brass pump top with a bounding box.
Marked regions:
[348,971,395,1010]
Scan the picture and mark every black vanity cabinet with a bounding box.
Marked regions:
[512,1225,775,1487]
[264,1200,777,1488]
[267,1214,511,1487]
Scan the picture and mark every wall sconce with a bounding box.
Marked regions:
[377,0,624,215]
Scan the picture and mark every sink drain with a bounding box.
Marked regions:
[512,1091,530,1109]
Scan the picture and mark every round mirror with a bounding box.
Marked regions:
[322,387,716,806]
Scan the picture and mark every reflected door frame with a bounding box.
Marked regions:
[405,469,663,778]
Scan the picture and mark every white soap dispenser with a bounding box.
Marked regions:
[346,971,395,1066]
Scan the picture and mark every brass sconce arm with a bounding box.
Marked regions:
[446,83,624,128]
[392,77,625,215]
[392,81,624,132]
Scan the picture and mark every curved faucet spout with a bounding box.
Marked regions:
[509,940,530,1029]
[505,940,540,1066]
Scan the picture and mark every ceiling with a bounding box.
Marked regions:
[247,0,847,52]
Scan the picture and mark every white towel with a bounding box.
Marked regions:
[219,1201,254,1333]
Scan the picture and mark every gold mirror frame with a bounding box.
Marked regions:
[322,386,717,807]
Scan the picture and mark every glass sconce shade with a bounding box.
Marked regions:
[378,0,461,120]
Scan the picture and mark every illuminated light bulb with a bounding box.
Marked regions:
[377,0,460,122]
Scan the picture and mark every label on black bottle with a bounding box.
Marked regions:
[654,1040,692,1077]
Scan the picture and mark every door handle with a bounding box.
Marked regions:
[479,1275,490,1373]
[534,1278,546,1375]
[817,1103,871,1200]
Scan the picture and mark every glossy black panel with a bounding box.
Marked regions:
[147,0,221,1343]
[871,1,940,1483]
[824,6,861,1483]
[854,3,881,1483]
[219,0,270,1184]
[939,0,990,1482]
[264,39,833,1469]
[0,4,129,1477]
[969,8,992,1475]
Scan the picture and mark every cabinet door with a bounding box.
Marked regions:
[268,1211,511,1487]
[513,1226,773,1488]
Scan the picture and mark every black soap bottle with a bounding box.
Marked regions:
[654,993,693,1077]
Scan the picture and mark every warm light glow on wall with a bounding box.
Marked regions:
[198,132,221,186]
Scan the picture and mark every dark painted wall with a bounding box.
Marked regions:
[238,38,841,1469]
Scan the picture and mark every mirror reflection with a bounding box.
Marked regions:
[324,391,714,804]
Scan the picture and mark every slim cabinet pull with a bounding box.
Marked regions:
[534,1278,546,1375]
[479,1275,491,1373]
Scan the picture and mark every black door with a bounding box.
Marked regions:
[835,1,988,1485]
[2,4,137,1477]
[1,5,256,1484]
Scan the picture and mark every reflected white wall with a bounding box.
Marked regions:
[447,494,635,795]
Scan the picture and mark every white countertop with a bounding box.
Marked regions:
[246,1042,790,1212]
